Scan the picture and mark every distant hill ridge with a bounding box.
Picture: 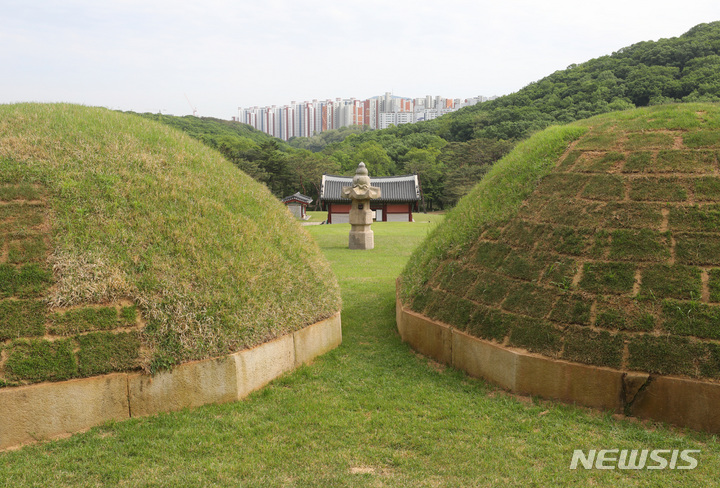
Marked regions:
[436,21,720,141]
[141,21,720,210]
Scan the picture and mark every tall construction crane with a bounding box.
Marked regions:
[184,93,198,117]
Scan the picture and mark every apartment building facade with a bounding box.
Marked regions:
[237,93,495,141]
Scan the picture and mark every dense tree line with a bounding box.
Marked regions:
[433,21,720,142]
[133,112,337,206]
[135,21,720,210]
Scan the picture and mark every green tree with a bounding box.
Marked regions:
[436,139,514,208]
[681,55,720,101]
[349,141,396,176]
[256,141,293,197]
[142,21,720,210]
[285,150,340,208]
[625,64,682,106]
[400,148,443,211]
[441,165,491,208]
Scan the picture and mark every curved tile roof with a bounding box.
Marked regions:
[321,174,421,203]
[282,192,313,204]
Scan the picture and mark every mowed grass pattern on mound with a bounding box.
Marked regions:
[401,103,720,379]
[0,103,340,382]
[2,219,720,487]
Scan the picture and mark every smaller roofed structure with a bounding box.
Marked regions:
[282,192,313,220]
[320,173,421,224]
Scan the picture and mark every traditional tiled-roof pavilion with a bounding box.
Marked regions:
[282,192,313,219]
[320,174,421,224]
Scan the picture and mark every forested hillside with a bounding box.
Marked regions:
[135,21,720,210]
[435,20,720,142]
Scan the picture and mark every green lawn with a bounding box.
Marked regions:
[1,219,719,487]
[304,210,327,223]
[303,211,443,224]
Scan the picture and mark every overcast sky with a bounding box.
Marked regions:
[2,1,719,119]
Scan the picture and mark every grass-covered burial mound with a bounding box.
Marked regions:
[0,103,341,387]
[399,103,720,383]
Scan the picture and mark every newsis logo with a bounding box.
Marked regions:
[570,449,700,470]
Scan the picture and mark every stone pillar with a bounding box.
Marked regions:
[348,198,374,249]
[342,162,381,250]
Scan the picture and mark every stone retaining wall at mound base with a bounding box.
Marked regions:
[396,282,720,433]
[0,312,341,451]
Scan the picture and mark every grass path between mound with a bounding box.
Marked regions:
[1,216,719,487]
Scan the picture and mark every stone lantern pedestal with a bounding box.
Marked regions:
[342,162,381,250]
[348,198,374,249]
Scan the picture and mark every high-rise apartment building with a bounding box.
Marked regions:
[237,93,496,141]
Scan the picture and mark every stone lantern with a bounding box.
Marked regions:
[341,162,381,250]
